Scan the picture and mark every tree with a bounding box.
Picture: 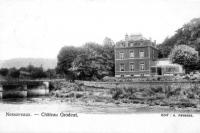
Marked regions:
[46,69,57,79]
[71,42,104,80]
[103,37,115,47]
[102,37,115,76]
[8,68,20,78]
[71,41,115,80]
[30,67,47,79]
[158,18,200,58]
[56,37,115,80]
[56,46,81,75]
[0,68,9,76]
[157,36,177,58]
[169,45,198,73]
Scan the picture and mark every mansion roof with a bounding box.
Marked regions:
[115,34,157,48]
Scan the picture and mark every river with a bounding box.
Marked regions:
[0,97,200,133]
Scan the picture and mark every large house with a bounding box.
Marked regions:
[114,34,184,77]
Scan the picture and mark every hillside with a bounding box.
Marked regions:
[0,58,57,70]
[158,18,200,58]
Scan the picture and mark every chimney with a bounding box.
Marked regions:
[125,33,129,41]
[154,40,156,45]
[125,33,129,47]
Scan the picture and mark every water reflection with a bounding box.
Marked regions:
[0,97,48,104]
[1,98,28,104]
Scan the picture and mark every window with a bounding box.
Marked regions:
[119,52,124,59]
[130,43,134,47]
[140,62,145,71]
[130,51,134,58]
[139,50,144,58]
[120,64,125,71]
[166,67,177,73]
[151,67,156,74]
[130,63,134,71]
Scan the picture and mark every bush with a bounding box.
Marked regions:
[0,68,9,76]
[8,68,20,78]
[151,87,163,93]
[126,87,136,95]
[76,93,84,98]
[187,93,195,99]
[111,88,125,100]
[169,45,198,73]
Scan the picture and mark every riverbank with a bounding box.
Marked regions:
[48,80,200,113]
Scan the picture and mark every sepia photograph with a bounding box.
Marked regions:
[0,0,200,132]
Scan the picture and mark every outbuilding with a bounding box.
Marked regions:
[150,59,185,76]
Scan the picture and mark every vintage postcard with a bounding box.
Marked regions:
[0,0,200,132]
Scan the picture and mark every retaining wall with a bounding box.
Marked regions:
[75,80,200,90]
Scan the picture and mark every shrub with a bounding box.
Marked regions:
[126,87,136,95]
[111,87,125,100]
[151,87,163,93]
[169,45,198,73]
[76,93,84,98]
[0,68,9,76]
[187,93,195,99]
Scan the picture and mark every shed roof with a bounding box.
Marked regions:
[154,59,182,67]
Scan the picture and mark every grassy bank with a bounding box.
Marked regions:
[110,86,200,108]
[49,80,200,112]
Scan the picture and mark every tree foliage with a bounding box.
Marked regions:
[8,68,20,78]
[158,18,200,58]
[0,65,57,79]
[57,37,115,80]
[0,68,9,76]
[102,37,115,76]
[169,45,198,73]
[56,46,81,75]
[72,41,115,80]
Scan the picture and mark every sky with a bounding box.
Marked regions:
[0,0,200,60]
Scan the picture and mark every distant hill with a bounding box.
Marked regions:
[0,58,57,70]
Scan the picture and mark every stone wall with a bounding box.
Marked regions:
[75,80,200,91]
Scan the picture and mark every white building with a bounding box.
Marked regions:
[150,58,185,76]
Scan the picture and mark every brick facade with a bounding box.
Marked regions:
[115,34,158,77]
